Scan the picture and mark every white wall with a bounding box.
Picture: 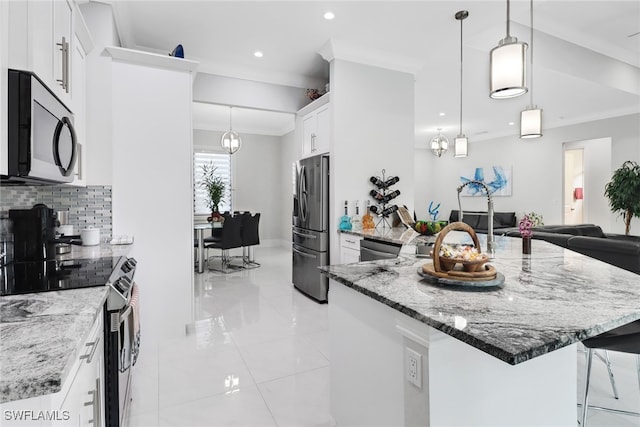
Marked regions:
[0,1,7,175]
[415,113,640,235]
[111,59,194,344]
[193,129,284,246]
[331,60,415,263]
[279,129,297,247]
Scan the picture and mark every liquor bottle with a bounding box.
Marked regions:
[338,200,352,230]
[351,201,362,231]
[362,201,375,230]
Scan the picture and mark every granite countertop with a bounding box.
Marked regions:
[0,287,108,403]
[322,232,640,365]
[0,243,133,404]
[341,227,433,246]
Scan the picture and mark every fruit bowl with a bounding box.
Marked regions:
[414,220,448,236]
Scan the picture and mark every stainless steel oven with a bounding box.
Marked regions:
[104,257,138,427]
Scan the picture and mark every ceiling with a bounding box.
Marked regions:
[109,1,640,144]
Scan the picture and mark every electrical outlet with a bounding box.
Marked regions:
[406,347,422,388]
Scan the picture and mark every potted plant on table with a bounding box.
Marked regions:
[604,160,640,236]
[200,162,226,222]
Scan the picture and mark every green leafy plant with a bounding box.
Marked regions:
[604,160,640,235]
[200,162,225,213]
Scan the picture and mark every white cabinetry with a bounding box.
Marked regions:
[59,312,104,426]
[299,96,330,158]
[8,0,75,105]
[340,233,361,264]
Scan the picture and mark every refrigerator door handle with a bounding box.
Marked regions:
[292,229,317,239]
[299,165,307,223]
[293,246,317,259]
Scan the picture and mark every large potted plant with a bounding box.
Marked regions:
[604,160,640,235]
[200,162,226,221]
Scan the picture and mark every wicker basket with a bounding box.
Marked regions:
[432,222,487,273]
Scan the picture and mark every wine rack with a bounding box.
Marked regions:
[368,169,400,228]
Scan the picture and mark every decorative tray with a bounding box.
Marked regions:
[417,267,505,290]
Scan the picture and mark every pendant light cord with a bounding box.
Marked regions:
[529,0,534,106]
[229,106,233,132]
[459,15,463,136]
[506,0,511,37]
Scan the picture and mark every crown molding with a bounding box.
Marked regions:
[318,38,425,76]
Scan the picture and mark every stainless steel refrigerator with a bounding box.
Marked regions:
[292,154,329,302]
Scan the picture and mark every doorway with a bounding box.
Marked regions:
[562,138,612,229]
[564,149,584,224]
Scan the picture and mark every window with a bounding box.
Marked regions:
[194,151,232,214]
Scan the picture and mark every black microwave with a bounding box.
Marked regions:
[3,69,77,185]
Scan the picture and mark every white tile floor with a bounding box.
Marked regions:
[128,247,639,426]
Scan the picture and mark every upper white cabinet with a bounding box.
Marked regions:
[299,94,331,158]
[9,0,75,106]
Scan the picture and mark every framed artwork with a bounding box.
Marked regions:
[460,166,512,196]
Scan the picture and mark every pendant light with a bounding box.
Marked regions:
[430,128,449,157]
[520,0,543,138]
[221,106,242,154]
[490,0,528,99]
[454,10,469,158]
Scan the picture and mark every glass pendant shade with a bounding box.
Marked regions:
[490,39,528,99]
[454,135,468,157]
[520,107,542,138]
[220,106,241,154]
[221,130,241,154]
[430,132,449,157]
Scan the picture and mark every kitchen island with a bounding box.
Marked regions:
[321,233,640,426]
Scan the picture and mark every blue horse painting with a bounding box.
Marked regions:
[460,166,512,196]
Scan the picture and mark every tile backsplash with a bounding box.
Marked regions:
[0,185,113,242]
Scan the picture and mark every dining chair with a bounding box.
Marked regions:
[579,319,640,426]
[204,213,243,273]
[241,212,260,268]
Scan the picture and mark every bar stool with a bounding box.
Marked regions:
[580,319,640,426]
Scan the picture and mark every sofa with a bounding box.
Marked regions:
[504,224,640,275]
[448,210,517,234]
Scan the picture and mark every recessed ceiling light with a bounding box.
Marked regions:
[508,122,515,126]
[439,112,446,116]
[254,51,263,58]
[324,11,335,20]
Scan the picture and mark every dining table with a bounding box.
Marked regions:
[194,222,223,273]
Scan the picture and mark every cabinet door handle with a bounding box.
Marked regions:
[311,133,316,152]
[56,36,69,93]
[80,337,100,364]
[345,239,356,244]
[84,378,101,426]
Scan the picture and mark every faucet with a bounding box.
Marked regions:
[456,180,496,256]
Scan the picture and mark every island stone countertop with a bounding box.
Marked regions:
[340,226,433,246]
[322,232,640,365]
[0,243,133,403]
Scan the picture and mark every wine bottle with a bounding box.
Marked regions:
[380,205,399,217]
[382,189,401,203]
[369,205,380,215]
[351,201,362,231]
[369,190,384,201]
[383,176,400,187]
[370,176,385,188]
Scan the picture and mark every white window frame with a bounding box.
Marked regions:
[193,150,232,215]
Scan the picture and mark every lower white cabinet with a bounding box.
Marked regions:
[59,312,104,426]
[340,233,361,264]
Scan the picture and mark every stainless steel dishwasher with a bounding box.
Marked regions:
[360,238,402,261]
